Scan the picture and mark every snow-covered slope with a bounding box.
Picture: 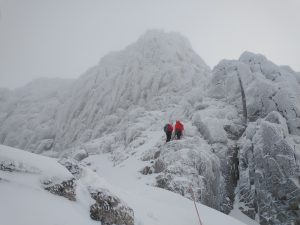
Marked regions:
[0,144,247,225]
[0,144,97,225]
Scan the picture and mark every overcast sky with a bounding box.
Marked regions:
[0,0,300,89]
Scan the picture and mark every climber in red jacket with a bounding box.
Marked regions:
[174,120,184,140]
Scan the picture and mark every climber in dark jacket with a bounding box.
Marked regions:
[164,123,173,142]
[174,120,184,140]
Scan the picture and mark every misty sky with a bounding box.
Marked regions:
[0,0,300,89]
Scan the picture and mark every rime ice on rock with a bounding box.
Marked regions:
[209,52,300,224]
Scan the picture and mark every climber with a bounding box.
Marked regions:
[163,123,173,142]
[174,120,184,140]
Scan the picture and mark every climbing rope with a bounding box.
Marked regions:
[189,186,204,225]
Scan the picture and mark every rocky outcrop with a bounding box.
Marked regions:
[141,135,225,211]
[208,52,300,224]
[238,111,300,224]
[209,52,300,135]
[43,178,76,201]
[0,161,16,172]
[58,158,135,225]
[192,99,244,214]
[89,188,134,225]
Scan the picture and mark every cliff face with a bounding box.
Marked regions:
[53,30,211,151]
[0,30,211,152]
[208,52,300,224]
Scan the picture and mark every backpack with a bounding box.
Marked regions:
[164,124,172,132]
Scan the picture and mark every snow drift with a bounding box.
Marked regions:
[0,144,247,225]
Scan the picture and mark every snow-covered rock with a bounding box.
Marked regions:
[43,178,76,201]
[0,78,73,152]
[208,52,300,224]
[152,136,223,210]
[237,112,300,224]
[89,187,134,225]
[208,51,300,135]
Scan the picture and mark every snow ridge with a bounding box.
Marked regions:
[0,144,246,225]
[0,30,210,152]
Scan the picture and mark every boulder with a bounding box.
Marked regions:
[43,178,76,201]
[89,188,134,225]
[72,148,88,161]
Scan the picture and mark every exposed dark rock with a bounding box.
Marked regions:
[43,178,76,201]
[0,161,15,172]
[221,143,240,214]
[154,150,160,159]
[156,174,173,191]
[141,166,152,175]
[89,188,134,225]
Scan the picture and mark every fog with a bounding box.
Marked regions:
[0,0,299,89]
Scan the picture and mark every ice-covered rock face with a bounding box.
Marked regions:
[0,78,73,152]
[208,51,300,135]
[238,112,300,224]
[0,30,210,152]
[207,52,300,224]
[53,30,210,150]
[141,135,223,210]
